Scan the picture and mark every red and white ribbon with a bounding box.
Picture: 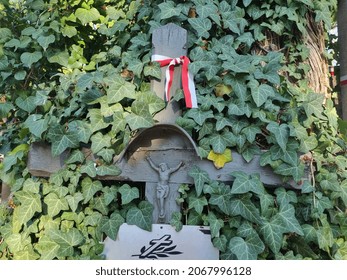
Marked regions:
[341,75,347,87]
[152,54,197,108]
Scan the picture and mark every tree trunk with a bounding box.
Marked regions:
[338,0,347,120]
[305,14,330,97]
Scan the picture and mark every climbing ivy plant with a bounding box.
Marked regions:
[1,0,346,260]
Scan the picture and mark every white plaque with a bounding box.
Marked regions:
[102,223,219,260]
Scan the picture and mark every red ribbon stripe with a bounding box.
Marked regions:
[152,54,197,108]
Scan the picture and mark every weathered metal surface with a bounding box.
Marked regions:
[151,23,187,123]
[27,124,306,189]
[27,142,70,177]
[102,223,219,260]
[146,182,181,224]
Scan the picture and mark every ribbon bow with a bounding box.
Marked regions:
[152,54,197,108]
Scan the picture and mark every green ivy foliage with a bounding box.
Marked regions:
[0,163,152,259]
[0,0,346,260]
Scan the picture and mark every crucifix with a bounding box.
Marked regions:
[146,157,183,221]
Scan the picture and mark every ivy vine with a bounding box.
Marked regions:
[1,0,346,260]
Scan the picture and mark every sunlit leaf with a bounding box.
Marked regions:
[207,149,232,169]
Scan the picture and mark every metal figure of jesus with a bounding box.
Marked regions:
[146,157,183,219]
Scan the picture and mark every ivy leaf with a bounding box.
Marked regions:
[48,228,84,257]
[6,233,31,253]
[102,187,118,206]
[144,63,162,79]
[81,177,103,203]
[80,160,97,178]
[66,192,84,212]
[12,191,42,232]
[34,236,60,260]
[209,134,227,154]
[188,166,210,196]
[228,236,261,260]
[158,1,182,19]
[274,188,297,206]
[274,204,303,235]
[223,54,253,73]
[241,144,260,163]
[47,125,80,156]
[65,150,85,164]
[75,7,101,25]
[299,135,318,153]
[198,122,214,140]
[20,51,42,67]
[315,8,332,29]
[100,213,125,240]
[112,111,127,134]
[301,92,325,118]
[15,96,37,113]
[107,77,136,104]
[170,212,183,231]
[97,148,115,163]
[224,75,247,101]
[47,50,69,66]
[37,34,55,51]
[24,114,48,138]
[207,149,233,169]
[91,132,111,154]
[119,184,140,205]
[69,120,93,143]
[0,102,14,118]
[127,58,143,77]
[125,100,154,130]
[260,220,283,254]
[242,125,262,143]
[250,81,275,107]
[229,194,261,223]
[84,212,102,227]
[188,196,208,214]
[94,197,108,215]
[275,162,305,182]
[208,212,224,238]
[44,193,69,217]
[209,186,232,215]
[87,109,111,133]
[213,235,228,252]
[14,70,26,80]
[126,201,153,231]
[96,96,123,117]
[332,180,347,207]
[96,165,122,176]
[186,109,214,126]
[13,247,40,260]
[230,172,264,195]
[266,122,289,151]
[196,3,218,18]
[137,91,165,115]
[316,215,334,251]
[188,18,212,38]
[62,25,77,38]
[236,32,254,48]
[23,178,40,194]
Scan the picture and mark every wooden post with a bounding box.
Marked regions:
[151,23,187,124]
